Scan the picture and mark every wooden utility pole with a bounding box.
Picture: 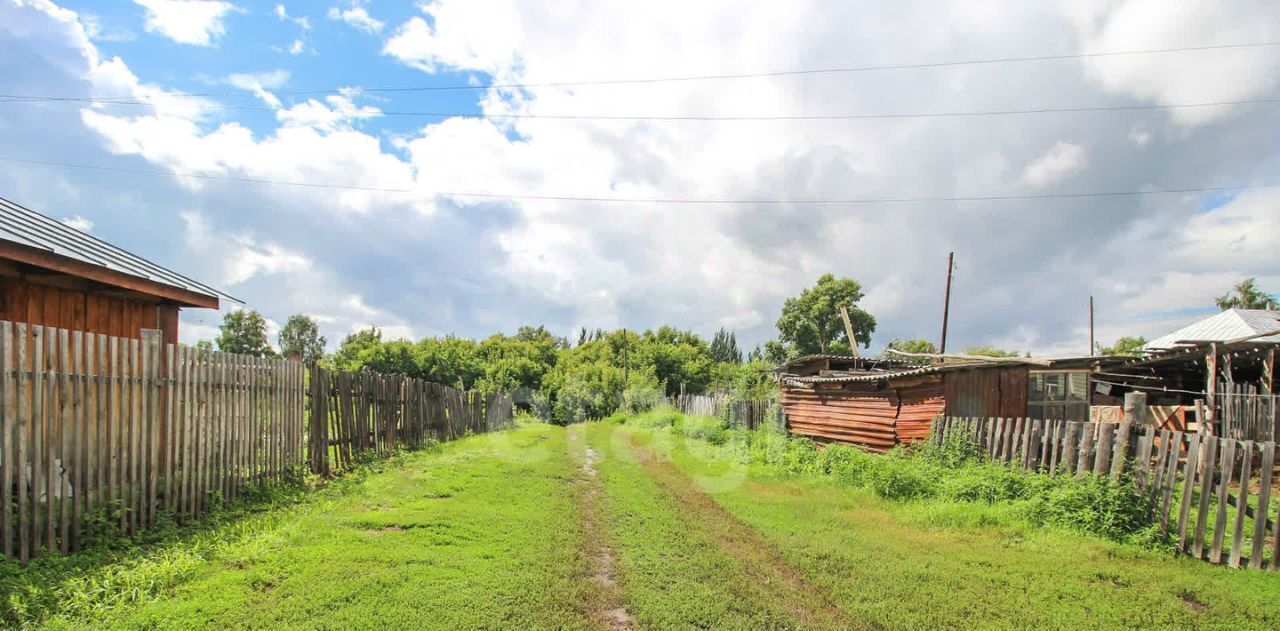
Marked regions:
[940,252,954,355]
[1089,295,1095,356]
[839,306,860,358]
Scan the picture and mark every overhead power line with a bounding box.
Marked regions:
[3,94,1279,121]
[2,155,1275,204]
[1,40,1277,101]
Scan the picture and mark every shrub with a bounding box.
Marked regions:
[1025,473,1149,541]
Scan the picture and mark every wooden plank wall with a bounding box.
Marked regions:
[0,320,304,563]
[0,281,180,346]
[307,366,515,477]
[931,416,1280,572]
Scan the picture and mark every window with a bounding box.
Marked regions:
[1027,371,1089,421]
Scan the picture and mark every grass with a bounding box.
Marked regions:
[5,413,1279,629]
[8,425,597,630]
[613,415,1280,630]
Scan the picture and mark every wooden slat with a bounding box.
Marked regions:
[1251,442,1275,569]
[1211,439,1238,564]
[1158,433,1182,534]
[1229,441,1253,569]
[1193,436,1219,559]
[0,323,12,561]
[1176,432,1201,551]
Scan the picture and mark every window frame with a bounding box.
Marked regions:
[1027,369,1091,422]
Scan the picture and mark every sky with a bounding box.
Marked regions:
[1,0,1278,357]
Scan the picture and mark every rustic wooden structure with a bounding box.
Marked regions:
[0,320,514,564]
[0,197,231,345]
[932,416,1279,571]
[778,355,1115,452]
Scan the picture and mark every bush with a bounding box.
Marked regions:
[1025,473,1149,541]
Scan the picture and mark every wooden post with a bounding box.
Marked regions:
[1204,344,1218,433]
[1122,391,1147,426]
[939,251,954,357]
[839,306,860,359]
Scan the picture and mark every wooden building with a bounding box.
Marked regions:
[0,197,233,344]
[779,354,1120,452]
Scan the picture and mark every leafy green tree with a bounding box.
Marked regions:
[193,340,214,353]
[885,338,937,365]
[414,336,484,389]
[763,340,791,365]
[775,274,876,355]
[1097,336,1147,357]
[710,327,742,364]
[215,309,274,357]
[331,327,382,372]
[1216,278,1279,310]
[963,345,1020,358]
[278,314,326,362]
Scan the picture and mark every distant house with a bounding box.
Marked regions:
[0,196,235,345]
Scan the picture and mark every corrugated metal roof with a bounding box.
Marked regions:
[784,360,1020,386]
[1146,309,1280,349]
[0,196,238,304]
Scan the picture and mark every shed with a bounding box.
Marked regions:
[0,196,235,344]
[779,355,1121,452]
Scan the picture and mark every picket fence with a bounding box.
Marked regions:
[670,393,778,430]
[0,321,514,564]
[307,366,514,476]
[931,416,1279,571]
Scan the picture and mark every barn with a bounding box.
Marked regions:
[0,196,233,344]
[779,354,1120,452]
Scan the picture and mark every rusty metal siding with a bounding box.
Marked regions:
[782,376,946,452]
[943,367,1028,419]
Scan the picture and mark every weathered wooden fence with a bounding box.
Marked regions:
[931,416,1279,571]
[0,320,516,564]
[670,394,778,430]
[307,366,514,476]
[1219,382,1279,443]
[0,322,304,563]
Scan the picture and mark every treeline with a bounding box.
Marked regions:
[326,325,775,422]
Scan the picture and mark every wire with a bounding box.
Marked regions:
[1092,378,1279,400]
[4,95,1280,122]
[5,40,1278,101]
[2,155,1276,204]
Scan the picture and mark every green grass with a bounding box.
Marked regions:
[12,425,597,630]
[577,423,861,630]
[616,421,1280,630]
[6,416,1279,630]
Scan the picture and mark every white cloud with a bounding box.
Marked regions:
[226,70,290,108]
[1022,142,1087,187]
[327,5,382,34]
[273,3,309,30]
[133,0,237,47]
[1062,0,1280,128]
[9,0,1280,361]
[60,215,94,232]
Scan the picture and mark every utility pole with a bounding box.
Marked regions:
[940,252,954,355]
[1089,295,1095,356]
[839,306,860,358]
[622,328,629,383]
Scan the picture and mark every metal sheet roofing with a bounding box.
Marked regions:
[1146,309,1280,349]
[0,196,238,305]
[783,360,1020,386]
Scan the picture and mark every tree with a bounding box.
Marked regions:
[885,338,937,365]
[710,327,742,364]
[215,309,274,357]
[1216,278,1279,310]
[193,340,214,353]
[1097,336,1147,357]
[332,327,382,372]
[278,314,326,362]
[962,345,1020,358]
[775,274,876,355]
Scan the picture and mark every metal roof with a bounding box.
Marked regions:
[1146,309,1280,349]
[783,360,1021,386]
[0,196,238,305]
